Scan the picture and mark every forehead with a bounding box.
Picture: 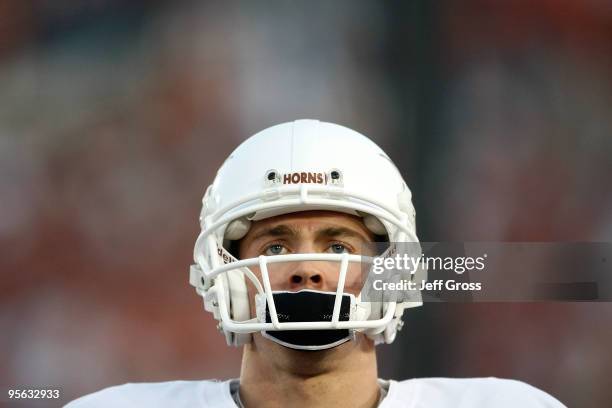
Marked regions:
[247,210,370,235]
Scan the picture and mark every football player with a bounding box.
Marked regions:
[67,120,565,407]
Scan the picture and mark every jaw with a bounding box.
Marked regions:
[245,332,375,378]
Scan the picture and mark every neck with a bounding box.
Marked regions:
[239,334,380,408]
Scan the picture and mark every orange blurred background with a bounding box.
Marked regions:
[1,1,611,406]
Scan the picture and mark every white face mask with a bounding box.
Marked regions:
[256,290,356,351]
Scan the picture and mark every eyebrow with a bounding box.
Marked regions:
[248,225,368,242]
[249,225,298,242]
[317,227,366,240]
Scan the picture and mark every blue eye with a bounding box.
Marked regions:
[329,243,348,254]
[265,244,286,256]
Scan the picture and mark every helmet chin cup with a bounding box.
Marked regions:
[255,290,356,351]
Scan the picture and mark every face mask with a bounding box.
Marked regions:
[256,290,355,351]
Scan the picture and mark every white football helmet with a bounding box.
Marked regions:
[190,119,423,347]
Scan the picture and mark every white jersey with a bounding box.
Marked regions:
[65,377,566,407]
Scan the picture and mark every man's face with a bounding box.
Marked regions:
[237,210,377,312]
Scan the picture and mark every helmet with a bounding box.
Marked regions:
[190,119,423,348]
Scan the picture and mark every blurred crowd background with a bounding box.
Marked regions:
[1,1,611,407]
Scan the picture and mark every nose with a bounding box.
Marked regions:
[288,263,328,291]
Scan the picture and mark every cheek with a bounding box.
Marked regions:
[343,263,365,295]
[244,264,294,297]
[322,262,363,295]
[244,265,294,317]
